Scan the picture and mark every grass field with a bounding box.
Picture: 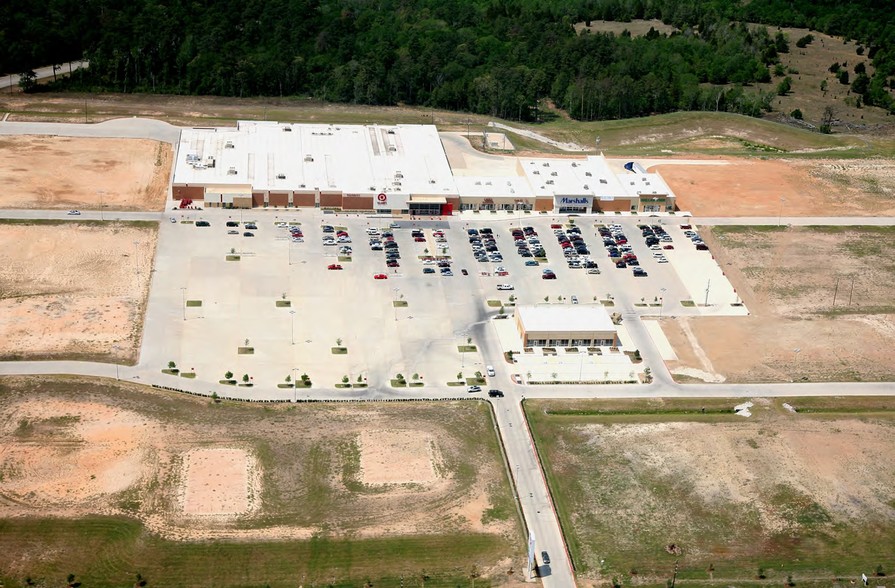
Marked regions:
[0,376,524,588]
[3,92,894,159]
[525,397,895,585]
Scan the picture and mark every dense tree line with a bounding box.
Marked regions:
[1,0,892,121]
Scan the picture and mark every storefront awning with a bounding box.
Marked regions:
[409,196,447,204]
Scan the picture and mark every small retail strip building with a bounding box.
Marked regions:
[172,122,675,214]
[514,305,619,348]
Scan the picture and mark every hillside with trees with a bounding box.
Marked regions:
[1,0,893,123]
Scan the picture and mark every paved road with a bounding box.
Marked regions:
[0,117,181,144]
[2,203,895,588]
[0,60,89,89]
[488,121,589,152]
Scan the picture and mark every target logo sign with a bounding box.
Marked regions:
[377,193,387,204]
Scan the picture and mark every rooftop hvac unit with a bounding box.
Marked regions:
[299,184,306,188]
[600,179,608,184]
[227,167,237,175]
[429,180,436,184]
[546,180,554,185]
[550,171,558,176]
[485,181,492,186]
[393,181,402,187]
[369,186,376,191]
[571,162,578,167]
[186,152,200,162]
[475,181,482,185]
[225,141,234,148]
[387,130,396,134]
[277,174,286,179]
[542,163,550,167]
[630,181,636,185]
[304,155,314,162]
[510,188,515,193]
[533,170,540,175]
[585,171,592,176]
[583,184,589,189]
[388,146,397,151]
[283,127,292,132]
[395,172,404,179]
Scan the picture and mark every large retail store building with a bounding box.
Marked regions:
[172,122,676,215]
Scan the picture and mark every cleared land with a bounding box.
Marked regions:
[654,158,895,216]
[0,376,523,587]
[0,221,157,364]
[0,135,171,211]
[526,397,895,585]
[574,19,677,37]
[662,226,895,383]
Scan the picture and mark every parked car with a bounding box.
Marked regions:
[195,220,211,227]
[525,260,540,266]
[542,272,557,279]
[467,385,482,393]
[226,221,239,227]
[488,389,504,398]
[245,223,257,230]
[169,217,177,223]
[227,230,239,235]
[322,225,335,233]
[496,284,514,291]
[373,273,388,280]
[67,210,81,215]
[423,267,436,274]
[243,231,254,237]
[486,365,496,377]
[327,264,343,270]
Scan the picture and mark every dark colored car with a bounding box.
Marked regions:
[488,389,504,398]
[541,551,550,565]
[195,220,211,227]
[226,221,239,227]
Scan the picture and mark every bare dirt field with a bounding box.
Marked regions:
[0,135,171,211]
[654,157,895,216]
[527,397,895,585]
[662,226,895,382]
[0,222,157,363]
[0,377,522,586]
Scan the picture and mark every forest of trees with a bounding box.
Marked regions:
[1,0,893,121]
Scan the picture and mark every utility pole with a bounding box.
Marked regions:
[848,275,856,306]
[832,276,840,307]
[704,279,711,307]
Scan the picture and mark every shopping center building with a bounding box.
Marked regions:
[514,305,619,348]
[172,122,676,214]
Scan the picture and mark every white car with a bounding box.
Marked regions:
[169,217,177,223]
[486,365,496,377]
[275,222,287,228]
[67,210,80,215]
[366,228,380,235]
[496,284,514,291]
[467,385,482,393]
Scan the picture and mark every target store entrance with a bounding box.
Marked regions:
[409,195,449,216]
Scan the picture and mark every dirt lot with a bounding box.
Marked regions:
[662,226,895,382]
[0,222,157,363]
[0,377,519,546]
[654,157,895,216]
[0,135,171,211]
[527,397,895,584]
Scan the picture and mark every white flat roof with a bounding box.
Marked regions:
[453,175,535,199]
[619,172,674,198]
[520,155,630,199]
[173,122,458,197]
[516,305,616,333]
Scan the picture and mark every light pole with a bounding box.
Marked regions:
[98,190,105,221]
[181,287,186,321]
[132,241,140,278]
[292,366,297,402]
[393,287,399,322]
[778,196,785,226]
[578,350,587,381]
[290,310,296,345]
[659,287,667,318]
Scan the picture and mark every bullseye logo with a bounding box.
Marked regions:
[377,193,387,203]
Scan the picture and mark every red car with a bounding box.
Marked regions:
[327,264,343,270]
[414,236,426,242]
[373,273,388,280]
[542,272,557,279]
[663,244,674,250]
[386,260,399,267]
[433,231,445,237]
[550,224,562,229]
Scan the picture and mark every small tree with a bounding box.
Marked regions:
[357,374,364,383]
[168,361,176,370]
[225,371,233,381]
[457,372,463,381]
[551,372,558,381]
[790,108,803,120]
[342,375,349,384]
[466,336,472,345]
[757,567,766,580]
[412,373,419,381]
[285,374,292,383]
[67,573,77,587]
[508,294,515,302]
[336,337,343,346]
[18,70,37,92]
[244,338,250,346]
[211,391,219,403]
[242,373,250,384]
[396,373,405,382]
[230,247,236,254]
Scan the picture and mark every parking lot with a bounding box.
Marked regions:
[142,211,743,389]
